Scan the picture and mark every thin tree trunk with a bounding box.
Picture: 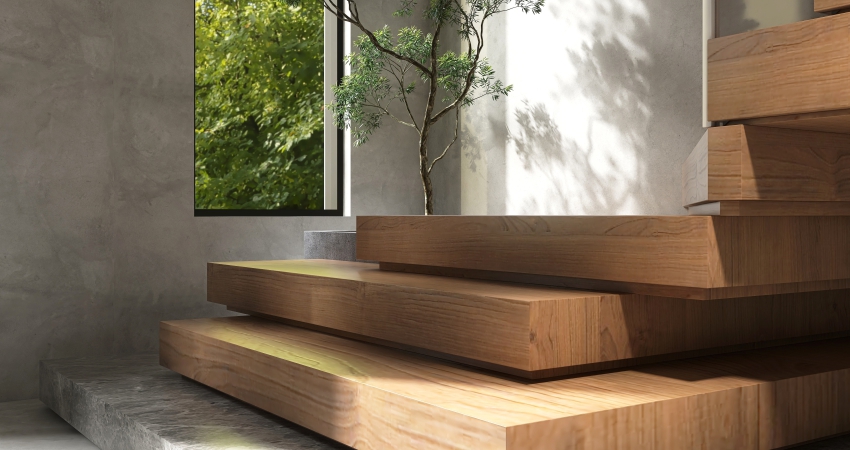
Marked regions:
[418,130,434,215]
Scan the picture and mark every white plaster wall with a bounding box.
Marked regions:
[461,1,705,215]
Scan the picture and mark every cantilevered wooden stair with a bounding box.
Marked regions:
[162,6,850,449]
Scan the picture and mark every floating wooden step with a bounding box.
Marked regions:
[357,215,850,299]
[736,109,850,135]
[161,317,850,450]
[815,0,850,13]
[208,259,850,378]
[708,13,850,124]
[687,201,850,216]
[682,125,850,208]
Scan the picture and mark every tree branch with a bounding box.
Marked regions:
[322,0,434,76]
[363,102,418,129]
[428,105,460,174]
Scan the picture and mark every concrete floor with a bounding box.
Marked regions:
[0,399,98,449]
[3,398,850,450]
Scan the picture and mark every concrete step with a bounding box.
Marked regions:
[39,354,348,450]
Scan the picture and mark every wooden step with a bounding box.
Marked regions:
[687,201,850,216]
[208,259,850,378]
[161,317,850,450]
[357,215,850,299]
[815,0,850,13]
[682,125,850,208]
[708,13,850,123]
[736,109,850,135]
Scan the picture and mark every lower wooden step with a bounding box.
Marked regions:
[209,260,850,378]
[161,317,850,450]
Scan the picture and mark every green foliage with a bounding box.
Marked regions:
[194,0,324,210]
[327,0,541,147]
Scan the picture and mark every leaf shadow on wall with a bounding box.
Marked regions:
[505,0,704,215]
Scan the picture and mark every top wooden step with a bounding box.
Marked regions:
[815,0,850,13]
[357,215,850,299]
[708,13,850,130]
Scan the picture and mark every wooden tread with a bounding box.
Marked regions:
[682,125,850,208]
[161,317,850,450]
[687,201,850,216]
[357,215,850,299]
[209,260,850,378]
[737,108,850,134]
[708,13,850,123]
[815,0,850,13]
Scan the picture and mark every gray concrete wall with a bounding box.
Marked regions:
[460,1,707,216]
[0,0,453,401]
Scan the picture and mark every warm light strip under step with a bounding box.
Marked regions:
[161,316,850,450]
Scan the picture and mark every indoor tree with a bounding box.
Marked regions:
[323,0,544,214]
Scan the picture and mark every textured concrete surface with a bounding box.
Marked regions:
[0,400,99,449]
[0,0,456,402]
[304,231,358,262]
[39,354,349,450]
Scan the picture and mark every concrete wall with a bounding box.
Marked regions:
[0,0,454,401]
[460,0,706,216]
[716,0,823,37]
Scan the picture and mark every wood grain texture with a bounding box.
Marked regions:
[738,108,850,134]
[815,0,850,12]
[708,13,850,122]
[160,317,850,450]
[682,125,850,207]
[688,201,850,216]
[209,260,850,377]
[358,216,850,294]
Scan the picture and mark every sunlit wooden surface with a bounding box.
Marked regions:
[161,317,850,450]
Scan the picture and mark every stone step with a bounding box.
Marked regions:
[39,354,348,450]
[161,316,850,450]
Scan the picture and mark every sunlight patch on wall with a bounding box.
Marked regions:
[503,0,650,215]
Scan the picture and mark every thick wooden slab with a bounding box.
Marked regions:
[161,317,850,450]
[708,13,850,122]
[687,201,850,216]
[815,0,850,13]
[357,215,850,298]
[682,125,850,207]
[208,260,850,377]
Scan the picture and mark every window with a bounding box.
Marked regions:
[194,0,344,216]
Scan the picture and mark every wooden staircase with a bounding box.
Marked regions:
[162,7,850,449]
